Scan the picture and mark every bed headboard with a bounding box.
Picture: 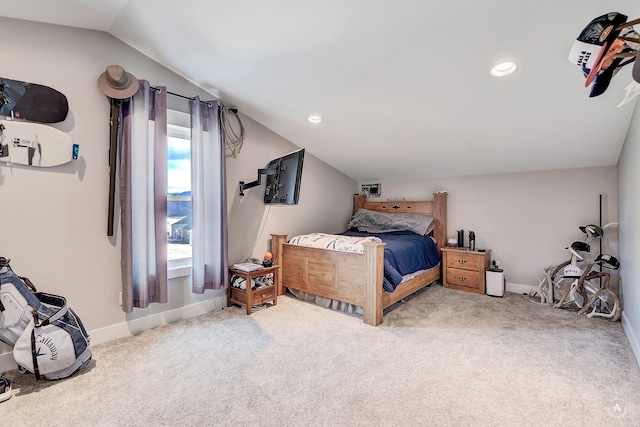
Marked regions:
[352,192,448,253]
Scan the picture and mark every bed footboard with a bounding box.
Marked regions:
[271,234,386,325]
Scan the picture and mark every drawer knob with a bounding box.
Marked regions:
[457,276,467,281]
[457,259,468,264]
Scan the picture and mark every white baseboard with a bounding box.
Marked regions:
[89,296,225,346]
[0,296,225,374]
[506,281,538,296]
[622,311,640,368]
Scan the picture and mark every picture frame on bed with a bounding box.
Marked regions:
[271,191,447,326]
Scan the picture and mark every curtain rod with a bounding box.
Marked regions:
[149,85,212,105]
[148,85,237,113]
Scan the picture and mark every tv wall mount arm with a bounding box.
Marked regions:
[239,168,276,196]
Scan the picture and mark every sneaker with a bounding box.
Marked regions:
[0,377,12,403]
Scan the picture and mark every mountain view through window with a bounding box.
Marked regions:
[167,135,192,260]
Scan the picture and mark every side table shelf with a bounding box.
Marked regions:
[228,265,280,315]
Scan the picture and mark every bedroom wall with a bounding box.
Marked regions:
[618,100,640,365]
[226,116,358,264]
[0,18,356,369]
[363,166,618,294]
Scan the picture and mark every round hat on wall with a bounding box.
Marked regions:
[98,65,139,99]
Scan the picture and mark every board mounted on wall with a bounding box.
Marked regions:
[0,120,77,167]
[0,77,69,123]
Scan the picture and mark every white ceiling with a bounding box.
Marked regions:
[3,0,640,182]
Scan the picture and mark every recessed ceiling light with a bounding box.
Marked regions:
[308,115,322,123]
[490,61,517,77]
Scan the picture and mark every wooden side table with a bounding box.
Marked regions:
[228,265,280,315]
[441,248,491,294]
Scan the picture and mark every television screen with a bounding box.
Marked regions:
[264,148,305,205]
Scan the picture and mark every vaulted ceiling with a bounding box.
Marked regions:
[3,0,640,181]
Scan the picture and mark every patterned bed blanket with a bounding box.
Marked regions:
[287,233,382,253]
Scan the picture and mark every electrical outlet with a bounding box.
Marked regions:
[361,183,381,197]
[118,292,123,307]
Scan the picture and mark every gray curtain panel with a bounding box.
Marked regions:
[120,80,168,312]
[190,97,228,293]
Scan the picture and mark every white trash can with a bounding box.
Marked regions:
[486,268,505,297]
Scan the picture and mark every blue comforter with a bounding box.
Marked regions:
[341,230,440,292]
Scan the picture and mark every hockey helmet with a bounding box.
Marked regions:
[579,224,604,241]
[595,253,620,270]
[567,241,591,252]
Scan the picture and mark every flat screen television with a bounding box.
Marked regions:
[264,148,305,205]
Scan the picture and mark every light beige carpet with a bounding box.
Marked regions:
[2,284,639,426]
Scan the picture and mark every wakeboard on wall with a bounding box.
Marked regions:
[0,77,69,123]
[0,119,78,167]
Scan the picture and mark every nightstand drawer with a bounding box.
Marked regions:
[446,267,482,290]
[446,252,483,271]
[252,285,276,304]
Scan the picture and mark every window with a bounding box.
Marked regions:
[167,119,192,263]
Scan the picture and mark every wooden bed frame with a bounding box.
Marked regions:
[271,192,447,326]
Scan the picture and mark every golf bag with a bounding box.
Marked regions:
[0,257,91,380]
